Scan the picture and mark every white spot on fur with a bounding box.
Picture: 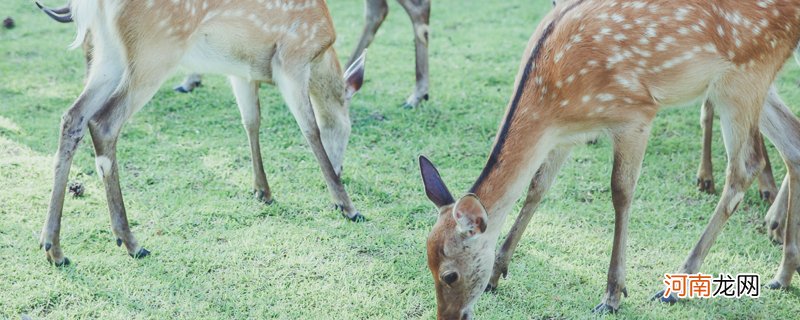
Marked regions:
[96,156,112,179]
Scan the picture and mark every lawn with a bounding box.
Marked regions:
[3,0,800,319]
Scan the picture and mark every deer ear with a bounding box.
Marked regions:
[419,155,455,208]
[344,50,366,100]
[452,194,488,238]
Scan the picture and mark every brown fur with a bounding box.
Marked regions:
[40,0,365,265]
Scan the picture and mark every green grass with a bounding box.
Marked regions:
[3,0,800,319]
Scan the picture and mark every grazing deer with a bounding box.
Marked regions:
[37,0,366,266]
[348,0,430,108]
[37,2,204,93]
[420,0,800,318]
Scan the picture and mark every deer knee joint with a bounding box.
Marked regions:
[95,156,112,178]
[727,191,744,214]
[415,23,430,46]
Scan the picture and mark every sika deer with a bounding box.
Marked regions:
[38,0,366,266]
[421,1,800,318]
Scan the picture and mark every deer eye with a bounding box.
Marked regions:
[441,271,460,286]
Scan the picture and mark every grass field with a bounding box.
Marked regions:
[4,0,800,319]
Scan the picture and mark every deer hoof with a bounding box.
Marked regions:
[591,303,618,314]
[254,190,273,205]
[47,256,70,267]
[652,290,678,304]
[130,248,150,259]
[54,257,71,267]
[768,221,785,245]
[696,178,715,194]
[765,280,786,290]
[761,190,775,203]
[343,212,366,223]
[174,86,190,93]
[484,283,497,293]
[116,238,123,247]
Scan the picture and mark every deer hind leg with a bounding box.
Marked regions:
[593,121,653,313]
[756,135,778,203]
[229,76,272,204]
[656,78,766,302]
[397,0,430,108]
[767,176,789,244]
[346,0,388,70]
[697,100,715,194]
[88,58,178,258]
[274,62,362,221]
[40,52,126,266]
[174,73,203,93]
[762,89,791,244]
[486,146,572,292]
[759,87,800,289]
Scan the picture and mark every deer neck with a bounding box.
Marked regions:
[469,118,556,236]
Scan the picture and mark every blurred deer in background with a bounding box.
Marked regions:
[421,1,800,318]
[349,0,430,108]
[37,0,366,267]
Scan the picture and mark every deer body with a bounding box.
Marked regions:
[421,1,800,318]
[40,0,365,266]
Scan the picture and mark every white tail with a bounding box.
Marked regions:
[38,0,366,266]
[421,1,800,318]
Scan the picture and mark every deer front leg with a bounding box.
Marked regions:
[697,100,715,194]
[486,147,572,292]
[593,122,652,313]
[398,0,430,108]
[230,76,273,204]
[346,0,388,70]
[174,73,203,93]
[275,64,362,221]
[756,134,778,203]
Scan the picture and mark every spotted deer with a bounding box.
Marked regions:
[420,1,800,318]
[37,2,204,93]
[38,0,366,266]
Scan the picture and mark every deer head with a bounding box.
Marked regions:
[421,156,493,320]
